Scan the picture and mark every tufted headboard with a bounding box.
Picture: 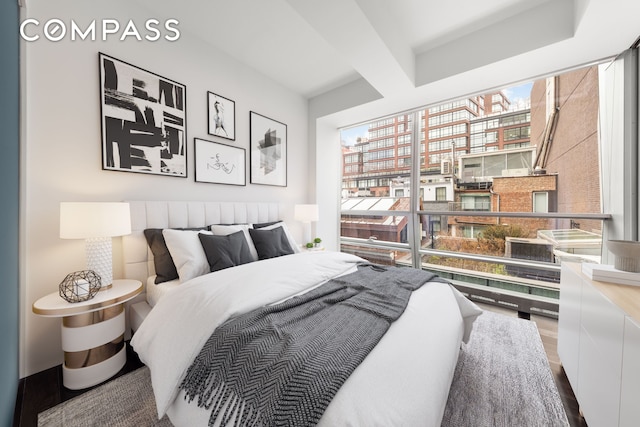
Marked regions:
[122,201,282,287]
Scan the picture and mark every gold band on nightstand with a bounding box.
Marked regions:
[64,334,125,369]
[62,305,123,328]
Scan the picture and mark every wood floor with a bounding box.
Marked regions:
[13,305,586,427]
[13,344,144,427]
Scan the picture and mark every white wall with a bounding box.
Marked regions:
[21,0,309,376]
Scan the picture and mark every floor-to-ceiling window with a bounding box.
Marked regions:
[340,62,612,311]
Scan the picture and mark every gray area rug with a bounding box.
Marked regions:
[39,311,568,426]
[38,366,172,427]
[441,311,569,426]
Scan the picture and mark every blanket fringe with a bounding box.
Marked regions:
[182,366,260,427]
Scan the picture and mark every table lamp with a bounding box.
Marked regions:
[294,204,319,245]
[60,202,131,289]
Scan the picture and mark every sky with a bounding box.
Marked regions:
[503,81,533,110]
[340,81,533,147]
[340,124,369,147]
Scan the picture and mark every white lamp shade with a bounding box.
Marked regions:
[60,202,131,239]
[294,204,319,223]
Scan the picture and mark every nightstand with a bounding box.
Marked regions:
[300,245,325,252]
[32,279,142,390]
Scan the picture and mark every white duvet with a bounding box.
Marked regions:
[131,251,482,427]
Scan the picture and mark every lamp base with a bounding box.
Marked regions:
[302,222,312,246]
[86,237,113,289]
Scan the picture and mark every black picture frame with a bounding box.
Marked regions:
[99,53,187,177]
[207,91,235,141]
[194,138,246,186]
[249,111,287,187]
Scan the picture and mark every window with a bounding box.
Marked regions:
[398,134,411,144]
[501,112,531,126]
[458,225,486,238]
[369,137,394,149]
[344,154,360,163]
[533,192,548,213]
[428,123,467,139]
[398,146,411,156]
[339,61,610,302]
[505,142,531,149]
[461,195,490,211]
[504,126,531,141]
[429,136,465,152]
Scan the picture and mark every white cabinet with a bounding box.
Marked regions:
[557,264,582,390]
[558,263,640,427]
[577,279,624,427]
[620,316,640,426]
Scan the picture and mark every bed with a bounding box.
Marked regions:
[123,201,482,427]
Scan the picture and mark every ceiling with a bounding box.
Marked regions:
[132,0,640,120]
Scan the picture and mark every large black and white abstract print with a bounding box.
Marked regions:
[250,111,287,187]
[207,92,235,141]
[194,138,245,186]
[99,53,187,177]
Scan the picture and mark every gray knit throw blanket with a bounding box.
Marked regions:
[179,264,440,427]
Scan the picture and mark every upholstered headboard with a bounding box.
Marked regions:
[122,201,282,287]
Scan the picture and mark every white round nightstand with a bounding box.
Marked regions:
[32,279,142,390]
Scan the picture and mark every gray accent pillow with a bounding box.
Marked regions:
[248,226,294,260]
[198,230,254,272]
[252,220,282,229]
[144,227,207,284]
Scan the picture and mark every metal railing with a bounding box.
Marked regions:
[339,209,610,296]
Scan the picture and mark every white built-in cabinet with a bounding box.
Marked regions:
[558,262,640,427]
[620,316,640,425]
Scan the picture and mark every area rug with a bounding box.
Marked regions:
[441,311,569,426]
[38,311,568,426]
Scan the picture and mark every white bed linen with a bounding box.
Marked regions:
[131,251,481,426]
[145,276,180,308]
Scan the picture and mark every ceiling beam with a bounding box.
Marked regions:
[415,0,576,87]
[286,0,415,98]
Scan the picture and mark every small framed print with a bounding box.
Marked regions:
[194,138,245,186]
[250,111,287,187]
[207,92,235,141]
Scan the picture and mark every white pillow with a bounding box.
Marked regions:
[162,229,212,283]
[210,224,259,261]
[256,222,301,253]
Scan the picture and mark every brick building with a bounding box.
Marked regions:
[530,66,601,233]
[491,174,558,234]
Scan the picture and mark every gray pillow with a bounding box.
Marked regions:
[198,230,254,272]
[144,227,207,284]
[252,220,282,229]
[248,226,294,260]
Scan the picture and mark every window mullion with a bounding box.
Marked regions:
[408,111,422,268]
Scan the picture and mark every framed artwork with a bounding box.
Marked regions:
[207,91,235,141]
[99,53,187,177]
[194,138,246,186]
[249,111,287,187]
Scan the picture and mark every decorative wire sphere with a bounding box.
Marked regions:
[59,270,102,303]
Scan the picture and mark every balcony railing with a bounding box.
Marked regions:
[340,208,611,317]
